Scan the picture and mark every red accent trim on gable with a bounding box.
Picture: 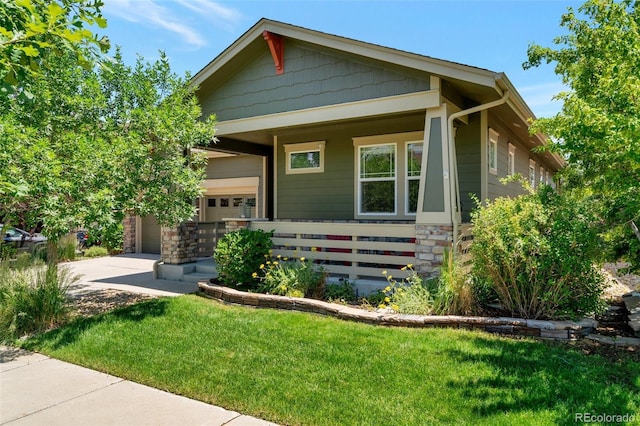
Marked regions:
[262,30,284,75]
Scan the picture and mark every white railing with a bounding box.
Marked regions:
[250,221,416,281]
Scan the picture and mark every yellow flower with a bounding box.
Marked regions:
[407,263,413,268]
[260,264,265,269]
[273,261,279,265]
[401,266,407,271]
[311,247,318,252]
[252,272,258,278]
[387,275,393,281]
[384,297,390,303]
[300,257,306,262]
[382,270,387,276]
[384,286,391,293]
[378,303,387,309]
[284,257,289,261]
[267,261,271,265]
[391,304,400,311]
[277,254,282,259]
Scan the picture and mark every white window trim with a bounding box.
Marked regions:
[488,128,499,175]
[539,166,545,185]
[353,131,423,219]
[357,143,397,216]
[405,141,423,216]
[507,143,516,176]
[529,159,536,188]
[284,141,325,174]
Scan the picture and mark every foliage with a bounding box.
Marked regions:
[433,249,477,316]
[83,246,108,258]
[57,234,77,262]
[255,254,326,298]
[0,50,216,247]
[0,260,76,342]
[470,186,606,319]
[21,295,640,425]
[524,0,640,259]
[214,229,273,288]
[379,266,434,315]
[0,0,110,98]
[324,278,356,303]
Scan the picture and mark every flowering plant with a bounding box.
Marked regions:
[254,254,325,298]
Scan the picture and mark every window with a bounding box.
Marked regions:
[539,166,545,185]
[488,128,498,175]
[354,132,424,218]
[406,142,423,214]
[284,141,326,174]
[507,143,516,176]
[207,198,216,208]
[358,144,396,214]
[529,159,536,188]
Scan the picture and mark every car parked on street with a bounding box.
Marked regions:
[1,225,47,249]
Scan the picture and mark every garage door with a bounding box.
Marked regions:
[141,215,161,254]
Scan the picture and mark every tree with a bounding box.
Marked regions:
[0,50,216,257]
[0,0,109,96]
[524,0,640,253]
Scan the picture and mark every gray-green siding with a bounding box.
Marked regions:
[276,116,424,220]
[200,40,431,122]
[456,113,482,222]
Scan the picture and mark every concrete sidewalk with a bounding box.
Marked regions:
[1,346,276,426]
[1,254,278,426]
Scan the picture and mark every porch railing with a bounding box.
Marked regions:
[250,221,416,281]
[197,221,226,258]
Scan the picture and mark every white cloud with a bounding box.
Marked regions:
[104,0,242,47]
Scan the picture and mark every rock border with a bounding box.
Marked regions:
[198,282,597,340]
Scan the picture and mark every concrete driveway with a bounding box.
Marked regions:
[63,253,199,297]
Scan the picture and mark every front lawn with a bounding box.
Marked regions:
[21,295,640,425]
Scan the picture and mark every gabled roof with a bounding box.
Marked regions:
[193,18,500,91]
[192,18,563,169]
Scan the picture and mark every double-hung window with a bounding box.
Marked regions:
[507,143,516,176]
[354,131,423,218]
[359,144,396,214]
[488,128,498,175]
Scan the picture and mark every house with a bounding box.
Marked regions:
[124,18,563,289]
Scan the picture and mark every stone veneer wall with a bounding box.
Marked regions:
[123,215,136,254]
[161,222,198,264]
[414,224,454,276]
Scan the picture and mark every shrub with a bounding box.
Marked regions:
[433,249,477,315]
[57,234,78,261]
[324,278,356,303]
[471,186,606,320]
[83,246,109,258]
[214,228,273,288]
[255,255,326,298]
[0,260,77,342]
[379,266,434,315]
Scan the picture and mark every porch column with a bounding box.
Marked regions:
[123,215,136,254]
[414,104,454,276]
[161,221,198,264]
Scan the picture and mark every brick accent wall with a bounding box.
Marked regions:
[161,222,198,264]
[123,215,136,254]
[414,224,454,276]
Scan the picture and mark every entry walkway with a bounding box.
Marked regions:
[1,254,277,426]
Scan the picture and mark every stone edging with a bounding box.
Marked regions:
[198,282,597,340]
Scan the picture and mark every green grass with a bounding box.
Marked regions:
[20,295,640,425]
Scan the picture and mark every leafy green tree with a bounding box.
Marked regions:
[0,0,109,95]
[0,50,216,258]
[524,0,640,248]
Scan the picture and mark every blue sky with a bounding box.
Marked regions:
[100,0,583,118]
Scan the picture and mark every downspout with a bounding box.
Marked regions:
[447,90,510,249]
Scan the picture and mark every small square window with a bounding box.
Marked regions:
[207,198,216,207]
[220,198,229,207]
[284,141,326,174]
